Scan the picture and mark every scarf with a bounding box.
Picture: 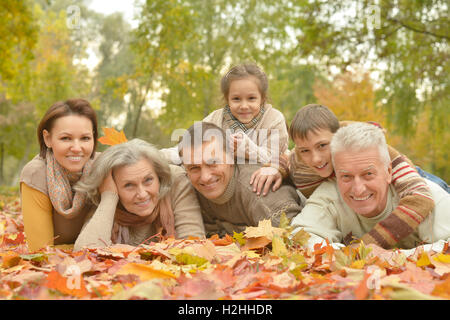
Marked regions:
[46,149,93,218]
[222,104,265,133]
[111,194,175,244]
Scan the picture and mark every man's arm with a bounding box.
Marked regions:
[290,185,344,249]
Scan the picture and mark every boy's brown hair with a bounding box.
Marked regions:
[289,104,339,140]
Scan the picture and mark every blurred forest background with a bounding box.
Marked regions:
[0,0,449,188]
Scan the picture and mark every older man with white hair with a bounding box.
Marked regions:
[291,122,450,253]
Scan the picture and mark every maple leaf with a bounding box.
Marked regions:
[240,236,271,251]
[209,234,234,246]
[111,280,164,300]
[232,232,246,246]
[98,127,128,146]
[3,232,25,245]
[431,277,450,299]
[433,253,450,264]
[291,228,311,247]
[243,219,284,240]
[272,235,288,257]
[278,212,291,229]
[45,270,89,298]
[117,262,176,281]
[1,251,21,269]
[175,253,208,267]
[416,252,434,268]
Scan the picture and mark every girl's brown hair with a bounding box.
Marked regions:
[37,98,98,158]
[220,63,269,103]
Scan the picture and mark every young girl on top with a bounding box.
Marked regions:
[202,63,289,165]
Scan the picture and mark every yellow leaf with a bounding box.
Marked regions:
[175,253,208,267]
[279,212,290,229]
[416,252,432,267]
[272,235,288,256]
[350,259,366,269]
[244,219,284,240]
[233,232,246,246]
[117,263,176,281]
[112,280,164,300]
[6,234,17,241]
[433,253,450,264]
[243,251,260,259]
[292,228,311,247]
[98,127,128,146]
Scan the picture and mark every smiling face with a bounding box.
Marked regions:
[294,128,335,178]
[43,115,94,173]
[227,76,263,124]
[334,147,392,218]
[183,140,234,200]
[113,158,160,216]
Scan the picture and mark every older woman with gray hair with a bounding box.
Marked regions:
[73,139,205,251]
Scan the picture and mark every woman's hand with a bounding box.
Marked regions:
[250,166,282,196]
[99,170,118,195]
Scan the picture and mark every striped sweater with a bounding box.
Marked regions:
[287,145,435,249]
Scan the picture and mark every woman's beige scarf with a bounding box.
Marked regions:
[111,195,175,244]
[46,149,93,218]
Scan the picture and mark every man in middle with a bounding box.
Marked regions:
[178,121,305,237]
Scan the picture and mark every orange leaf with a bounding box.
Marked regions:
[354,272,371,300]
[211,234,234,246]
[117,263,176,281]
[98,127,128,146]
[431,277,450,299]
[1,252,21,269]
[45,270,89,298]
[241,236,271,251]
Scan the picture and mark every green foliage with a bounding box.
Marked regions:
[293,0,449,137]
[133,0,316,136]
[0,0,38,81]
[0,0,447,184]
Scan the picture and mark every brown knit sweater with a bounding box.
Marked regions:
[286,123,435,249]
[196,164,305,237]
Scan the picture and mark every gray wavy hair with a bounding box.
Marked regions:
[330,122,390,169]
[75,138,172,206]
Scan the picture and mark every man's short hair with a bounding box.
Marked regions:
[330,122,390,169]
[178,121,232,164]
[289,104,340,140]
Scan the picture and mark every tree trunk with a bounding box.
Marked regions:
[11,144,30,186]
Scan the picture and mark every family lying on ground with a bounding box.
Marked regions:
[19,63,450,256]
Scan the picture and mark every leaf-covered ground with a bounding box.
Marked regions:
[1,194,449,300]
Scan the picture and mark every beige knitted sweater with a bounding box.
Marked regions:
[160,104,289,165]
